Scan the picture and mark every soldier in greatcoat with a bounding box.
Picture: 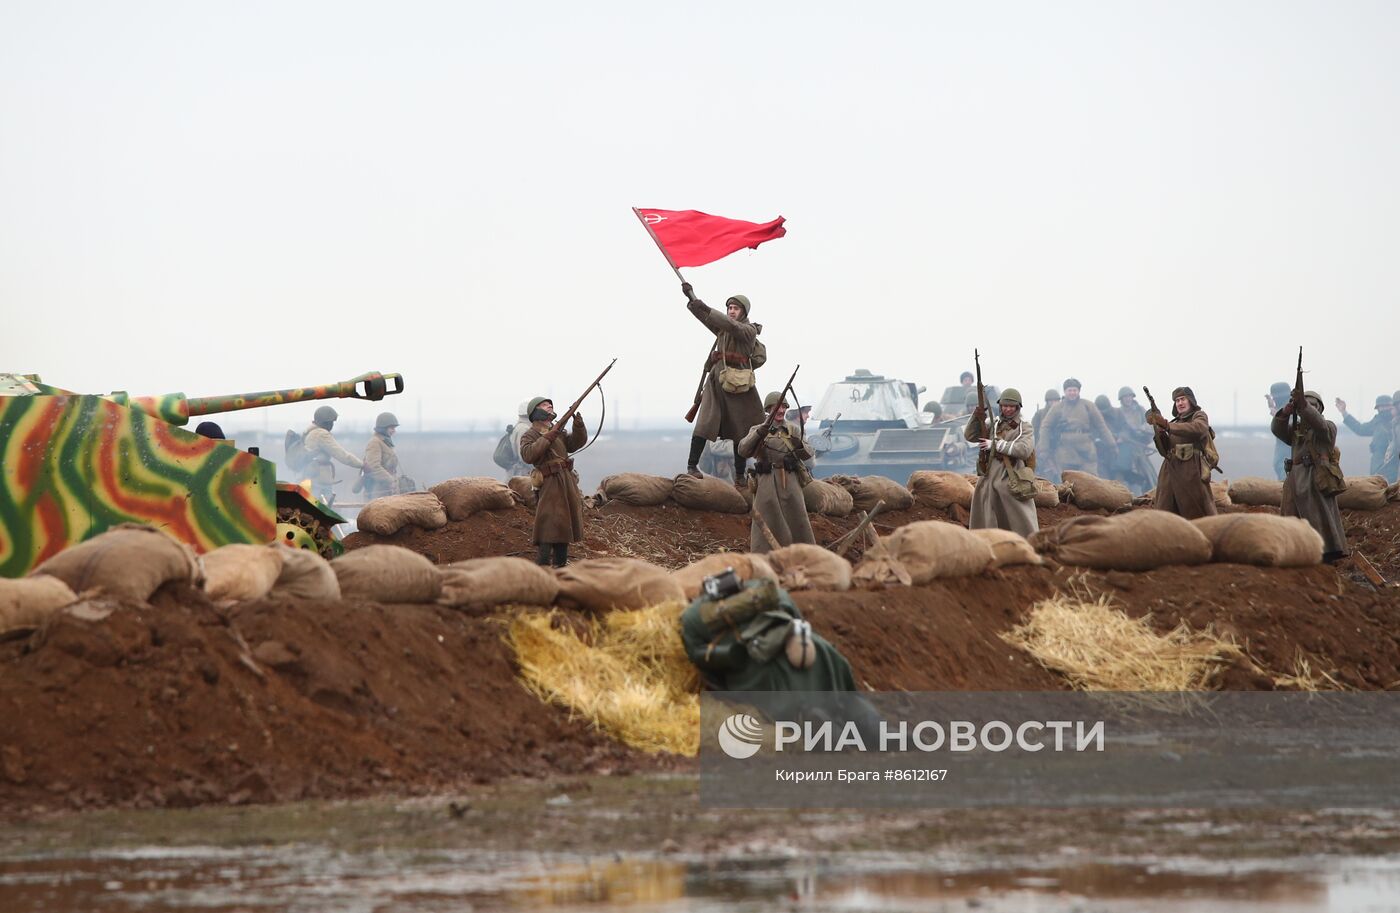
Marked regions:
[1040,378,1117,476]
[1273,390,1349,562]
[737,391,815,554]
[1148,386,1218,520]
[964,388,1039,536]
[519,396,588,567]
[681,281,766,484]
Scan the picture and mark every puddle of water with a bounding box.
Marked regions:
[6,852,1400,912]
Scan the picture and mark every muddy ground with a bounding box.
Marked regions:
[2,500,1398,815]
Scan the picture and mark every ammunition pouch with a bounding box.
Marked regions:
[1170,443,1199,462]
[719,365,755,395]
[1005,463,1038,502]
[1313,462,1347,497]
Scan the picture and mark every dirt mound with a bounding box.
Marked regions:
[6,501,1400,815]
[799,562,1400,692]
[0,585,663,815]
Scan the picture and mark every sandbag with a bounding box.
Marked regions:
[1030,511,1212,571]
[829,475,915,512]
[880,521,995,584]
[332,545,442,604]
[908,471,974,510]
[508,476,536,509]
[1191,514,1322,567]
[1033,477,1060,508]
[1228,477,1284,508]
[554,557,686,612]
[1060,470,1132,512]
[968,528,1044,568]
[802,479,854,517]
[35,525,203,603]
[670,474,749,514]
[671,552,778,601]
[1338,475,1389,511]
[0,575,77,637]
[203,544,285,603]
[438,557,560,609]
[599,473,674,507]
[430,477,520,521]
[765,543,853,592]
[271,547,341,600]
[1211,481,1232,508]
[356,492,449,536]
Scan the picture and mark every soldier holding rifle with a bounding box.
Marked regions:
[519,360,615,568]
[738,371,815,554]
[963,352,1038,536]
[1271,350,1349,563]
[681,281,766,485]
[1145,385,1218,519]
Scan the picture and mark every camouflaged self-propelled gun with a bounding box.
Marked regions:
[0,371,404,576]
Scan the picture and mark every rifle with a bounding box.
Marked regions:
[764,365,802,430]
[1290,346,1304,434]
[1142,386,1166,432]
[549,359,617,437]
[684,342,718,423]
[974,349,989,474]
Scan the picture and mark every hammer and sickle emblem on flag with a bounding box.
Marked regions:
[643,213,666,224]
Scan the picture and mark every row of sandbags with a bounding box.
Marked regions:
[0,525,341,637]
[356,477,523,536]
[342,542,863,613]
[1031,510,1325,570]
[907,471,1060,510]
[1230,475,1400,511]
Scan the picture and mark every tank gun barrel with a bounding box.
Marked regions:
[112,371,405,426]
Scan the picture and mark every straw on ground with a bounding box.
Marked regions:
[506,600,700,756]
[1001,591,1242,691]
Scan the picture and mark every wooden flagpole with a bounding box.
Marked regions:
[632,207,686,284]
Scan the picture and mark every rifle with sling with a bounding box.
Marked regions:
[974,349,990,475]
[547,359,616,439]
[684,343,717,423]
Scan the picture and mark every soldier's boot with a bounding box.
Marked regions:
[551,544,569,568]
[536,543,552,567]
[686,436,705,478]
[733,441,747,488]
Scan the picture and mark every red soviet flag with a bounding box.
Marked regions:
[634,208,786,268]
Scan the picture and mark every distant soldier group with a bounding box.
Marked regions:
[464,276,1386,570]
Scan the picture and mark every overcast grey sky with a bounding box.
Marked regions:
[2,1,1397,431]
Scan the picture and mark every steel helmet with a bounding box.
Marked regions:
[998,388,1023,407]
[375,412,399,431]
[313,405,338,425]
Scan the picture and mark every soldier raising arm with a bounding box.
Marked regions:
[738,391,816,554]
[519,396,588,568]
[1147,387,1217,520]
[682,282,766,484]
[1272,390,1348,563]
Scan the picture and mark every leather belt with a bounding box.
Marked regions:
[540,458,575,477]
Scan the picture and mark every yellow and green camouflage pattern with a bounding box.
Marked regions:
[0,371,403,577]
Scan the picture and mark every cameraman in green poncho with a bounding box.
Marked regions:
[680,571,859,693]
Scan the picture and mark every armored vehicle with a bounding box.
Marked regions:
[808,369,995,484]
[0,371,403,577]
